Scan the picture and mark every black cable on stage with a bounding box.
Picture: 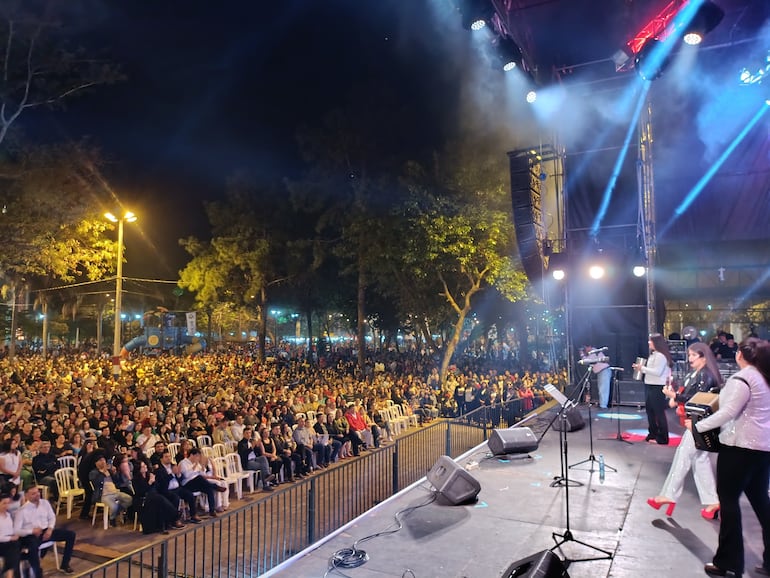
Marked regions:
[323,489,437,578]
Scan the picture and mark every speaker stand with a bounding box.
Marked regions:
[550,399,613,564]
[600,368,633,445]
[570,367,617,473]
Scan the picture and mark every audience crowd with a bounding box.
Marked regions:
[0,345,564,548]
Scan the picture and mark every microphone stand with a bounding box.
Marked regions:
[569,366,617,473]
[600,367,633,445]
[550,395,613,564]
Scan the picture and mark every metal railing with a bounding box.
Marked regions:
[78,397,548,578]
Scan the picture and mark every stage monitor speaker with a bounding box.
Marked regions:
[501,549,570,577]
[617,379,646,407]
[427,455,481,505]
[487,427,539,456]
[553,407,585,432]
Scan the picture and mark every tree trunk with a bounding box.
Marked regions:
[206,307,213,353]
[305,308,313,356]
[438,274,485,390]
[8,287,16,361]
[356,253,366,369]
[258,288,267,362]
[41,301,49,359]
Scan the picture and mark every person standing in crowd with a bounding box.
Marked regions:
[633,333,673,445]
[691,337,770,577]
[647,342,722,518]
[581,345,611,409]
[14,486,76,575]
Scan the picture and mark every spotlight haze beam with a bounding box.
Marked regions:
[589,82,650,238]
[659,102,770,239]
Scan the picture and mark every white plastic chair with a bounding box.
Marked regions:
[212,456,240,499]
[54,467,85,519]
[225,452,257,495]
[196,435,212,448]
[211,443,227,458]
[57,456,77,470]
[21,541,59,574]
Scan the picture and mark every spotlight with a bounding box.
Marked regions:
[634,38,672,81]
[588,265,605,279]
[497,37,522,72]
[459,0,493,31]
[632,265,647,277]
[548,253,568,281]
[526,90,537,103]
[682,0,725,46]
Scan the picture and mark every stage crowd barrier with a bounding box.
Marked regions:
[76,397,546,578]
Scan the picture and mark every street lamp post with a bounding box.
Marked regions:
[105,211,137,376]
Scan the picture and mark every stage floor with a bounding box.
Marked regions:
[265,405,767,578]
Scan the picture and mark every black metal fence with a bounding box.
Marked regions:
[78,397,550,578]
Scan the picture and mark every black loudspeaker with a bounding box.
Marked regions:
[487,427,539,455]
[501,549,570,577]
[427,456,481,505]
[616,379,646,407]
[553,407,585,432]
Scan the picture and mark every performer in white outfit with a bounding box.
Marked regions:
[647,342,721,518]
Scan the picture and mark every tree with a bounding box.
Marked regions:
[393,141,530,387]
[0,0,122,147]
[0,143,116,358]
[179,175,293,361]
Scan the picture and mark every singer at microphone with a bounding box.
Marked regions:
[580,344,611,409]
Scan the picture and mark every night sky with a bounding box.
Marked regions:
[19,0,770,281]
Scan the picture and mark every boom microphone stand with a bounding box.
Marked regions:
[569,366,617,473]
[543,385,582,488]
[546,387,613,564]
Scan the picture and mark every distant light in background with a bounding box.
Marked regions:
[632,265,647,277]
[739,52,770,86]
[552,269,565,281]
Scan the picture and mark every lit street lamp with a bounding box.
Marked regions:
[105,210,137,376]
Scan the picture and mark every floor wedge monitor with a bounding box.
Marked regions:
[487,427,539,456]
[427,455,481,505]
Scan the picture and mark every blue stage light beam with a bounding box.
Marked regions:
[589,82,650,238]
[659,101,770,239]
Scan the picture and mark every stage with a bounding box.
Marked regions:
[264,404,766,578]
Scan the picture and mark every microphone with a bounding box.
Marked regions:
[609,366,625,371]
[588,347,608,355]
[578,358,599,365]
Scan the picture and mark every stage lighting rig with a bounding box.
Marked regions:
[681,0,724,45]
[497,36,523,72]
[459,0,493,31]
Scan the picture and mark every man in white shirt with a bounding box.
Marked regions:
[177,449,223,517]
[14,486,76,575]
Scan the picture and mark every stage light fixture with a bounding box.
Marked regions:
[632,265,647,277]
[526,90,537,103]
[588,265,605,279]
[634,38,672,81]
[497,37,522,72]
[459,0,493,31]
[682,0,725,46]
[548,253,568,281]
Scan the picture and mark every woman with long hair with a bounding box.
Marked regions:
[692,337,770,577]
[0,439,21,488]
[647,342,722,518]
[633,333,673,445]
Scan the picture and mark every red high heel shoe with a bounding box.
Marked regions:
[701,506,720,520]
[647,497,676,516]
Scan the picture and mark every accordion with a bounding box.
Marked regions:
[685,392,720,452]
